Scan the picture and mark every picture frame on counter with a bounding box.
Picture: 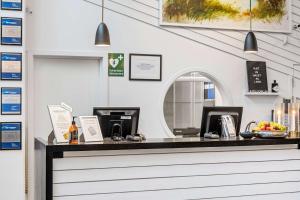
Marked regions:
[0,122,22,150]
[79,116,103,142]
[1,0,22,11]
[1,17,22,46]
[48,105,73,143]
[1,87,22,115]
[129,54,162,81]
[0,52,22,81]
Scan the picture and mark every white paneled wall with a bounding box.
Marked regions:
[50,145,300,200]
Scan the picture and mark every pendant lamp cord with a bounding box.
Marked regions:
[102,0,104,22]
[292,66,295,102]
[250,0,252,31]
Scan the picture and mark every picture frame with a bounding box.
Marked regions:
[79,116,103,142]
[159,0,292,33]
[0,52,22,81]
[1,17,22,46]
[246,61,268,93]
[1,87,22,115]
[48,105,73,143]
[129,54,162,81]
[1,0,22,11]
[0,122,22,150]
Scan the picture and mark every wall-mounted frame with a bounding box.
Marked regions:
[0,122,22,150]
[1,0,22,11]
[1,17,22,46]
[0,52,22,81]
[160,0,292,33]
[246,61,268,93]
[1,87,22,115]
[129,54,162,81]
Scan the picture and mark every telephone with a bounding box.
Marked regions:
[221,115,237,138]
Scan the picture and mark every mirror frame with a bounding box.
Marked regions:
[159,68,234,138]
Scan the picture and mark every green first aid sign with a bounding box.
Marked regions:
[108,53,124,77]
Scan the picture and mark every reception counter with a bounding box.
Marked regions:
[35,136,300,200]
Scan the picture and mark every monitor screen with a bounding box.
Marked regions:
[93,107,140,138]
[200,107,243,137]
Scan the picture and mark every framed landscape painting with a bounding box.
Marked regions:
[160,0,291,33]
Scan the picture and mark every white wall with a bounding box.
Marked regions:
[0,3,26,200]
[33,57,102,139]
[27,0,300,136]
[25,0,300,199]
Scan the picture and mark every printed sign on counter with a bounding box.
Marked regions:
[1,0,22,10]
[1,52,22,80]
[1,87,22,115]
[79,116,103,142]
[0,122,21,150]
[48,105,73,143]
[1,17,22,45]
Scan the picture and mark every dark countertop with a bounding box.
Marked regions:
[35,135,300,153]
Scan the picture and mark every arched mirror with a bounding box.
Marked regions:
[163,71,223,137]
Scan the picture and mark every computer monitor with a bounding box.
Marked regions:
[200,107,243,137]
[93,107,140,138]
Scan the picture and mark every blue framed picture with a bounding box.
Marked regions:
[0,122,22,150]
[1,17,22,45]
[1,0,22,11]
[0,52,22,80]
[1,87,22,115]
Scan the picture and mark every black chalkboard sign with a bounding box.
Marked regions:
[246,61,268,92]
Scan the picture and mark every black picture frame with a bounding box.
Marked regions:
[1,0,22,11]
[246,61,268,92]
[1,17,23,46]
[0,122,22,150]
[0,52,22,81]
[129,54,162,81]
[1,87,22,115]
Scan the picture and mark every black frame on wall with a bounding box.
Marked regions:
[0,52,22,81]
[129,54,162,81]
[1,17,23,46]
[1,87,22,115]
[0,122,22,150]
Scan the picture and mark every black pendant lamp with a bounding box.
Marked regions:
[95,0,110,46]
[244,0,258,53]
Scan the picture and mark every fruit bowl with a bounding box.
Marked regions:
[252,121,288,139]
[253,131,288,139]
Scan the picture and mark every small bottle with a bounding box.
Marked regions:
[271,80,279,93]
[69,117,78,144]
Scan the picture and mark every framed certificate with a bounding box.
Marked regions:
[1,87,22,115]
[1,0,22,11]
[79,116,103,142]
[48,105,73,143]
[129,54,162,81]
[1,52,22,80]
[1,17,22,45]
[0,122,22,150]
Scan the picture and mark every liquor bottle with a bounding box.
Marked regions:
[69,117,78,144]
[271,80,279,93]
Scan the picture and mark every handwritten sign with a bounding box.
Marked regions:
[246,61,268,92]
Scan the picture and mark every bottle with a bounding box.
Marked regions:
[271,80,279,93]
[69,117,78,144]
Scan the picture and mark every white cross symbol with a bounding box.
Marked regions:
[118,54,124,61]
